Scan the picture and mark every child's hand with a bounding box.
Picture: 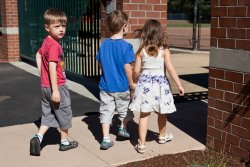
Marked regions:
[178,86,185,96]
[130,83,136,92]
[52,89,61,103]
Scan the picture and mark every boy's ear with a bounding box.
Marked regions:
[44,24,49,32]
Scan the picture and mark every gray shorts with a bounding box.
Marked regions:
[41,84,72,129]
[99,90,134,124]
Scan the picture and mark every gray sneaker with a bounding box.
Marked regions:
[117,128,130,139]
[100,140,114,150]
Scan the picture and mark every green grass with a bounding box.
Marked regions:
[167,23,211,28]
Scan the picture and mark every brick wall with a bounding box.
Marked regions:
[211,0,250,50]
[0,0,19,62]
[101,0,167,38]
[208,0,250,161]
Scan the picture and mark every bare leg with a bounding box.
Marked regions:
[138,112,151,146]
[37,125,49,137]
[102,123,110,138]
[60,128,68,140]
[158,114,167,137]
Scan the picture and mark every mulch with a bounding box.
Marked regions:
[119,148,248,167]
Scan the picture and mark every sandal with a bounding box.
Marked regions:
[59,141,78,151]
[158,133,174,144]
[135,144,146,154]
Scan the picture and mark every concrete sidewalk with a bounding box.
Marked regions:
[0,52,209,167]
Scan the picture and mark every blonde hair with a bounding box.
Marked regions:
[44,8,67,25]
[107,10,128,34]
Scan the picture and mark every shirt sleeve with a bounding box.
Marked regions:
[124,43,135,64]
[48,45,60,62]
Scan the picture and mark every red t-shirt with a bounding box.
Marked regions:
[38,36,66,88]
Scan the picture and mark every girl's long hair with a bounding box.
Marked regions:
[136,19,168,57]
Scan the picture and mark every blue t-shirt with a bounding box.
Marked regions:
[96,38,135,92]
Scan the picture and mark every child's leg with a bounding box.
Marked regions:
[138,112,151,146]
[99,91,115,149]
[36,125,49,142]
[158,113,167,137]
[102,123,111,139]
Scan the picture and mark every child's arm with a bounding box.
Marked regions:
[36,52,42,76]
[133,53,142,83]
[49,62,61,103]
[125,63,136,91]
[164,49,185,96]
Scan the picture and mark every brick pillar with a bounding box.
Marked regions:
[100,0,167,51]
[208,0,250,161]
[0,0,19,62]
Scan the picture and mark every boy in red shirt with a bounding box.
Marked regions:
[30,8,78,156]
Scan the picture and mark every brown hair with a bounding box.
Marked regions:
[107,10,128,34]
[136,19,168,57]
[44,8,67,25]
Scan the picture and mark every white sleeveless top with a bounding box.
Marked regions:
[141,48,165,75]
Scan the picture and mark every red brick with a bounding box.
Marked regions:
[146,0,160,3]
[218,38,236,49]
[211,0,219,7]
[219,18,236,27]
[230,145,249,160]
[123,4,138,10]
[224,133,240,146]
[240,139,250,150]
[223,112,242,126]
[212,7,228,17]
[236,40,250,51]
[130,0,145,3]
[239,0,250,5]
[206,135,214,146]
[238,18,250,28]
[154,5,166,11]
[247,29,250,39]
[232,104,250,117]
[216,80,234,91]
[225,92,244,105]
[214,138,230,151]
[208,107,223,120]
[146,12,160,18]
[215,119,232,133]
[228,28,246,39]
[225,71,244,83]
[130,11,145,18]
[208,98,216,107]
[216,100,233,112]
[242,118,250,130]
[207,126,222,139]
[207,116,215,126]
[210,38,217,47]
[228,7,247,17]
[244,73,250,83]
[211,17,218,27]
[232,125,250,139]
[209,78,216,88]
[139,4,153,11]
[209,68,225,79]
[208,88,224,100]
[234,83,249,95]
[211,28,226,38]
[220,0,238,6]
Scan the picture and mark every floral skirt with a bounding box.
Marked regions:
[129,73,176,114]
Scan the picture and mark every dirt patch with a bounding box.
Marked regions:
[119,149,247,167]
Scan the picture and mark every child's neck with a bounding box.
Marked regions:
[110,31,124,39]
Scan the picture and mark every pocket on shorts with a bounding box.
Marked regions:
[59,85,71,108]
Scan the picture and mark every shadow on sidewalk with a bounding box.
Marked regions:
[33,118,61,150]
[82,113,158,146]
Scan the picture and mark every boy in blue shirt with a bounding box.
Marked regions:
[96,10,135,150]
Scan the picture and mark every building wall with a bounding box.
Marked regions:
[208,0,250,161]
[0,0,19,62]
[100,0,167,51]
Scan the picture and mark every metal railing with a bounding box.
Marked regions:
[18,0,100,76]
